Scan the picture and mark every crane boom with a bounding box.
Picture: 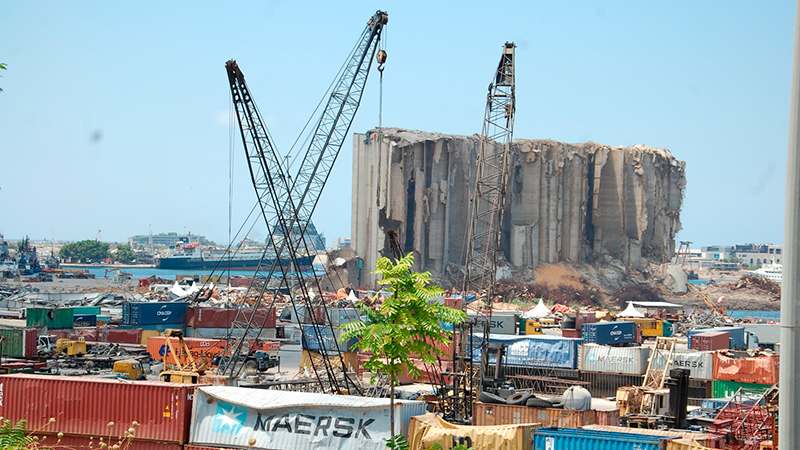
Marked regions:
[462,42,516,299]
[219,11,387,381]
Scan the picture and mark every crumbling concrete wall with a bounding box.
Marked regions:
[352,128,686,288]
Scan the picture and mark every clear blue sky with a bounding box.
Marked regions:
[1,1,794,249]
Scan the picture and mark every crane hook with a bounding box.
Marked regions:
[377,49,387,72]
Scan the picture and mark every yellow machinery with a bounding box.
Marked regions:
[158,329,205,384]
[56,337,88,356]
[524,319,543,335]
[113,360,147,380]
[625,317,664,338]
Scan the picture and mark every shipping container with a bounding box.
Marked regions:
[690,331,730,351]
[278,305,325,324]
[147,336,229,365]
[0,328,37,358]
[665,438,713,450]
[625,317,665,338]
[576,312,596,332]
[98,328,144,344]
[596,409,621,426]
[533,427,676,450]
[670,350,714,380]
[473,403,597,428]
[743,323,781,345]
[408,413,540,450]
[301,324,358,354]
[713,352,779,385]
[581,344,651,375]
[468,311,518,335]
[71,306,102,316]
[581,371,644,398]
[711,380,772,398]
[186,307,237,328]
[32,432,184,450]
[123,302,189,326]
[189,386,426,450]
[26,307,74,329]
[582,425,707,442]
[73,314,97,327]
[471,334,581,369]
[327,307,362,327]
[562,328,581,339]
[0,374,197,444]
[240,308,277,329]
[581,322,638,345]
[688,327,746,350]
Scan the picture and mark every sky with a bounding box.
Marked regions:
[0,1,795,249]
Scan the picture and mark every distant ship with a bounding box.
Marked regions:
[747,263,782,284]
[155,242,313,271]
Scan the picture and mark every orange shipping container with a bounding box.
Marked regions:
[473,402,597,427]
[713,352,780,385]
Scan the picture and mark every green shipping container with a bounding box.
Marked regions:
[0,328,37,358]
[712,379,771,398]
[26,308,74,329]
[71,306,101,316]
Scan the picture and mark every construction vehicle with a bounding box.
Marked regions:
[112,360,147,380]
[220,10,387,393]
[55,337,88,356]
[158,329,208,384]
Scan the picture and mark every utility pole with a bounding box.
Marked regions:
[779,1,800,449]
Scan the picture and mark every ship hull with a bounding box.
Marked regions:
[155,255,313,271]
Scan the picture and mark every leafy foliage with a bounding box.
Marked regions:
[112,244,136,263]
[0,419,39,450]
[59,239,109,262]
[0,62,6,93]
[340,253,467,382]
[385,434,410,450]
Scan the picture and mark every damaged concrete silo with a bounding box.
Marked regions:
[351,128,686,288]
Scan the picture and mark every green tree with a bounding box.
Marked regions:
[59,240,109,262]
[112,244,136,264]
[340,253,466,443]
[0,63,6,93]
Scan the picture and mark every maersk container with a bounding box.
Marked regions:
[190,386,426,450]
[25,307,74,329]
[687,326,745,350]
[471,334,581,369]
[669,350,714,380]
[468,311,518,335]
[0,328,37,358]
[0,374,198,444]
[533,427,676,450]
[581,344,651,375]
[582,322,638,345]
[122,302,188,326]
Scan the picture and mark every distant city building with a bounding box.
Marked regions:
[270,221,326,253]
[331,237,351,249]
[733,243,782,266]
[128,234,209,247]
[700,245,734,260]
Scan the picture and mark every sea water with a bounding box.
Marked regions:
[68,265,320,281]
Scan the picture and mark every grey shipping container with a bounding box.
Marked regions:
[468,312,517,335]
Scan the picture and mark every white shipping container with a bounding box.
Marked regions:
[743,323,781,344]
[468,312,517,335]
[669,350,713,380]
[581,344,650,375]
[190,386,426,450]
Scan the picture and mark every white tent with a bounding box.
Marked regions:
[618,302,645,318]
[523,298,552,319]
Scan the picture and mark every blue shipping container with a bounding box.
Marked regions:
[301,324,359,354]
[688,326,745,350]
[582,322,638,345]
[469,334,581,369]
[122,302,188,326]
[533,427,676,450]
[73,314,97,327]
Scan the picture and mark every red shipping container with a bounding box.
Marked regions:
[0,374,197,444]
[562,328,581,338]
[186,307,237,328]
[444,297,464,310]
[33,433,183,450]
[713,352,780,385]
[24,329,37,357]
[239,307,277,328]
[576,312,596,332]
[691,331,730,351]
[99,328,144,344]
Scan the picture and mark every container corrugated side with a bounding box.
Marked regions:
[581,322,638,345]
[33,432,184,450]
[690,331,730,351]
[711,379,772,398]
[26,307,74,329]
[688,327,745,350]
[666,438,713,450]
[189,386,426,450]
[187,307,236,328]
[0,328,25,358]
[473,403,596,428]
[408,413,540,450]
[581,371,644,398]
[582,425,707,441]
[123,302,188,326]
[0,374,197,444]
[670,350,714,380]
[533,427,676,450]
[581,344,650,375]
[712,352,779,385]
[471,334,580,369]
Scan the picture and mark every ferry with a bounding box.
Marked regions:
[747,263,782,284]
[155,242,312,271]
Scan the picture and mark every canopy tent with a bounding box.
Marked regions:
[617,302,645,318]
[522,298,552,319]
